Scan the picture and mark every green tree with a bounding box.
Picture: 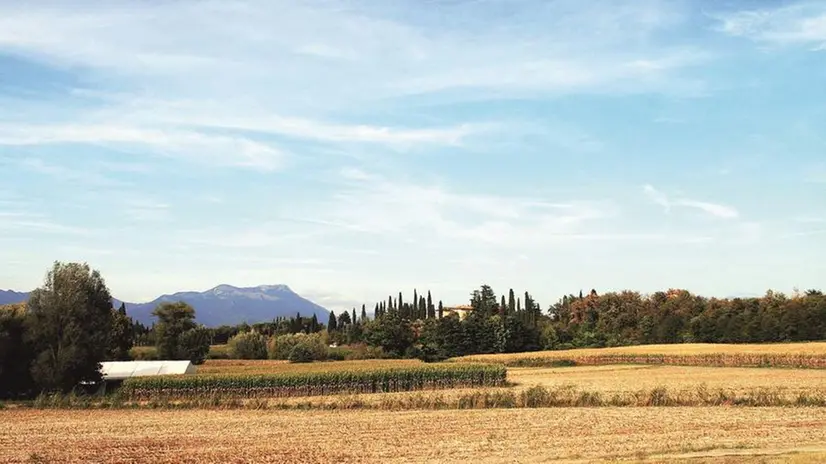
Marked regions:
[327,311,338,332]
[107,306,134,361]
[288,342,315,363]
[338,310,352,326]
[363,311,414,357]
[26,261,114,393]
[179,326,211,364]
[470,285,498,317]
[438,300,443,319]
[508,289,516,314]
[228,331,268,359]
[427,291,435,319]
[152,301,209,364]
[361,305,368,322]
[0,304,35,398]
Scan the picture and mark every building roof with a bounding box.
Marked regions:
[445,305,473,310]
[99,360,197,381]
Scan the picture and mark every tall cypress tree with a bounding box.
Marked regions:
[427,291,435,319]
[327,312,338,333]
[398,292,404,318]
[413,289,418,316]
[352,308,358,325]
[361,305,368,322]
[517,297,522,312]
[419,296,426,320]
[500,295,506,316]
[508,289,516,314]
[438,300,444,319]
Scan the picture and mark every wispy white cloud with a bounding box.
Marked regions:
[121,198,172,223]
[0,212,95,236]
[19,157,125,187]
[86,97,483,148]
[0,124,286,171]
[714,2,826,50]
[643,184,672,212]
[643,184,739,219]
[0,0,708,107]
[675,200,739,219]
[313,168,713,248]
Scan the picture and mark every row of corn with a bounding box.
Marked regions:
[119,363,507,400]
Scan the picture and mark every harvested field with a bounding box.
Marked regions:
[454,342,826,369]
[508,365,826,395]
[2,408,825,463]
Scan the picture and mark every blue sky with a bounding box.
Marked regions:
[0,0,824,311]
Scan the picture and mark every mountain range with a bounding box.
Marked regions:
[0,284,331,327]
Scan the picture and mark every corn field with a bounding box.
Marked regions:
[119,363,506,400]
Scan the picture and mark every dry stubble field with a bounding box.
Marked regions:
[3,342,826,463]
[2,408,826,463]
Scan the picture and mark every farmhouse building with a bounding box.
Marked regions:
[441,304,474,320]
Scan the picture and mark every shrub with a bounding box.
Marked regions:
[207,344,232,360]
[179,326,211,365]
[328,343,385,361]
[288,343,315,363]
[129,346,158,361]
[325,347,348,361]
[228,332,268,360]
[269,333,327,361]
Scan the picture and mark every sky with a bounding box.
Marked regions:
[0,0,824,312]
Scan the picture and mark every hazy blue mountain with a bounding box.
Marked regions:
[116,284,331,326]
[1,284,331,327]
[0,289,28,306]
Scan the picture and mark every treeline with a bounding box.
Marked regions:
[329,285,826,361]
[4,260,824,397]
[339,285,545,361]
[133,314,326,347]
[0,262,214,399]
[548,288,826,348]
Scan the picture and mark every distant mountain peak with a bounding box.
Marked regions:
[2,284,328,326]
[208,283,292,294]
[255,284,292,292]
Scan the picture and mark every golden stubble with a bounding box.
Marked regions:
[2,408,825,463]
[458,342,826,363]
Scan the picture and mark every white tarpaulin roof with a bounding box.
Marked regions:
[100,361,197,380]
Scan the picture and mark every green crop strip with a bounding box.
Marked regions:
[119,363,506,400]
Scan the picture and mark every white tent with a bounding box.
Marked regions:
[99,360,197,381]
